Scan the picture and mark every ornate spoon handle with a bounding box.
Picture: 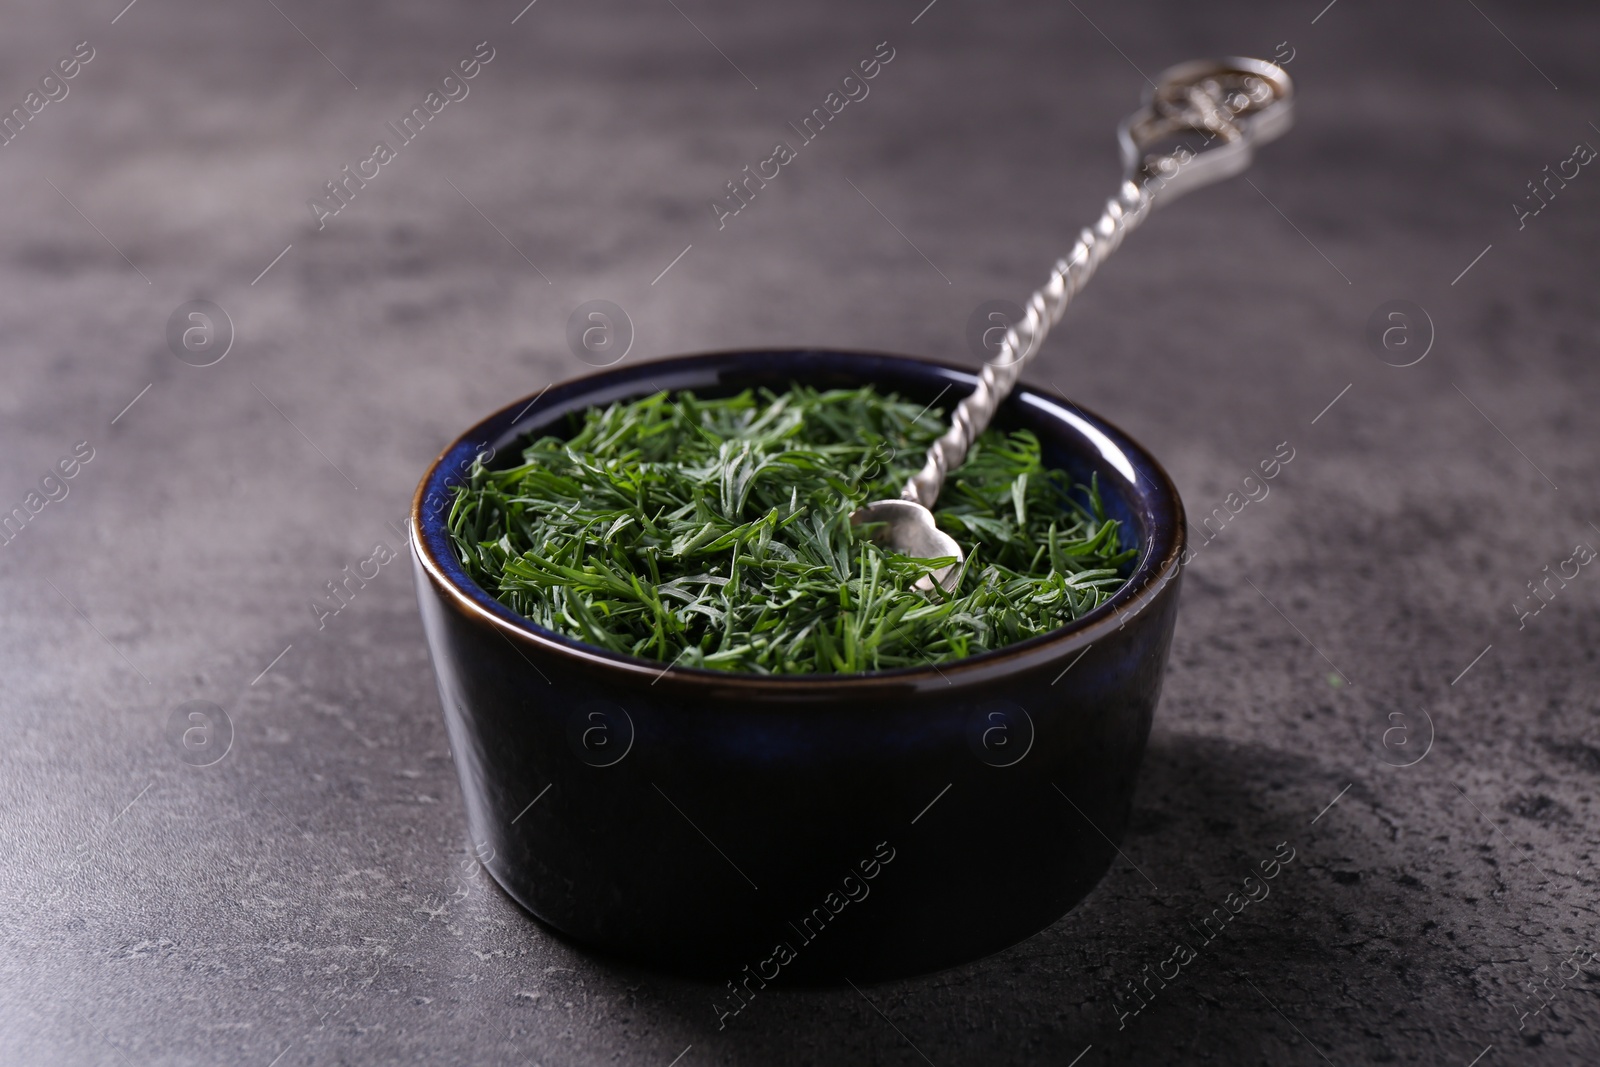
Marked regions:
[900,56,1294,509]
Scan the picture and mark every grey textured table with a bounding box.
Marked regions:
[3,0,1597,1063]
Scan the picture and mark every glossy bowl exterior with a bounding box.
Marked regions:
[410,349,1184,981]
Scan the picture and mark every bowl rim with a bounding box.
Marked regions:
[410,348,1186,690]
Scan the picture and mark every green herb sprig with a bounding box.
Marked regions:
[448,386,1135,674]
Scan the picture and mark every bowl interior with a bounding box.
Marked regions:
[414,348,1183,679]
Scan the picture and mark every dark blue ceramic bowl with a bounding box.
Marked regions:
[410,349,1184,982]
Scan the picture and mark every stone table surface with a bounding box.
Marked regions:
[2,0,1597,1063]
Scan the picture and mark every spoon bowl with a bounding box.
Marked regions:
[849,498,962,593]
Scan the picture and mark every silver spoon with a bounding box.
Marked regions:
[852,56,1295,592]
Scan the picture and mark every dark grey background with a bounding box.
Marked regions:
[2,0,1596,1063]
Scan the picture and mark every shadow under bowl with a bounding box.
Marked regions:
[410,348,1185,982]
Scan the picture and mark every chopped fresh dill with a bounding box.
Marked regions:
[447,386,1136,674]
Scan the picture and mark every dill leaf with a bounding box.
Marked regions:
[449,385,1135,674]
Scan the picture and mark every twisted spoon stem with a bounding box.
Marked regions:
[902,179,1152,507]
